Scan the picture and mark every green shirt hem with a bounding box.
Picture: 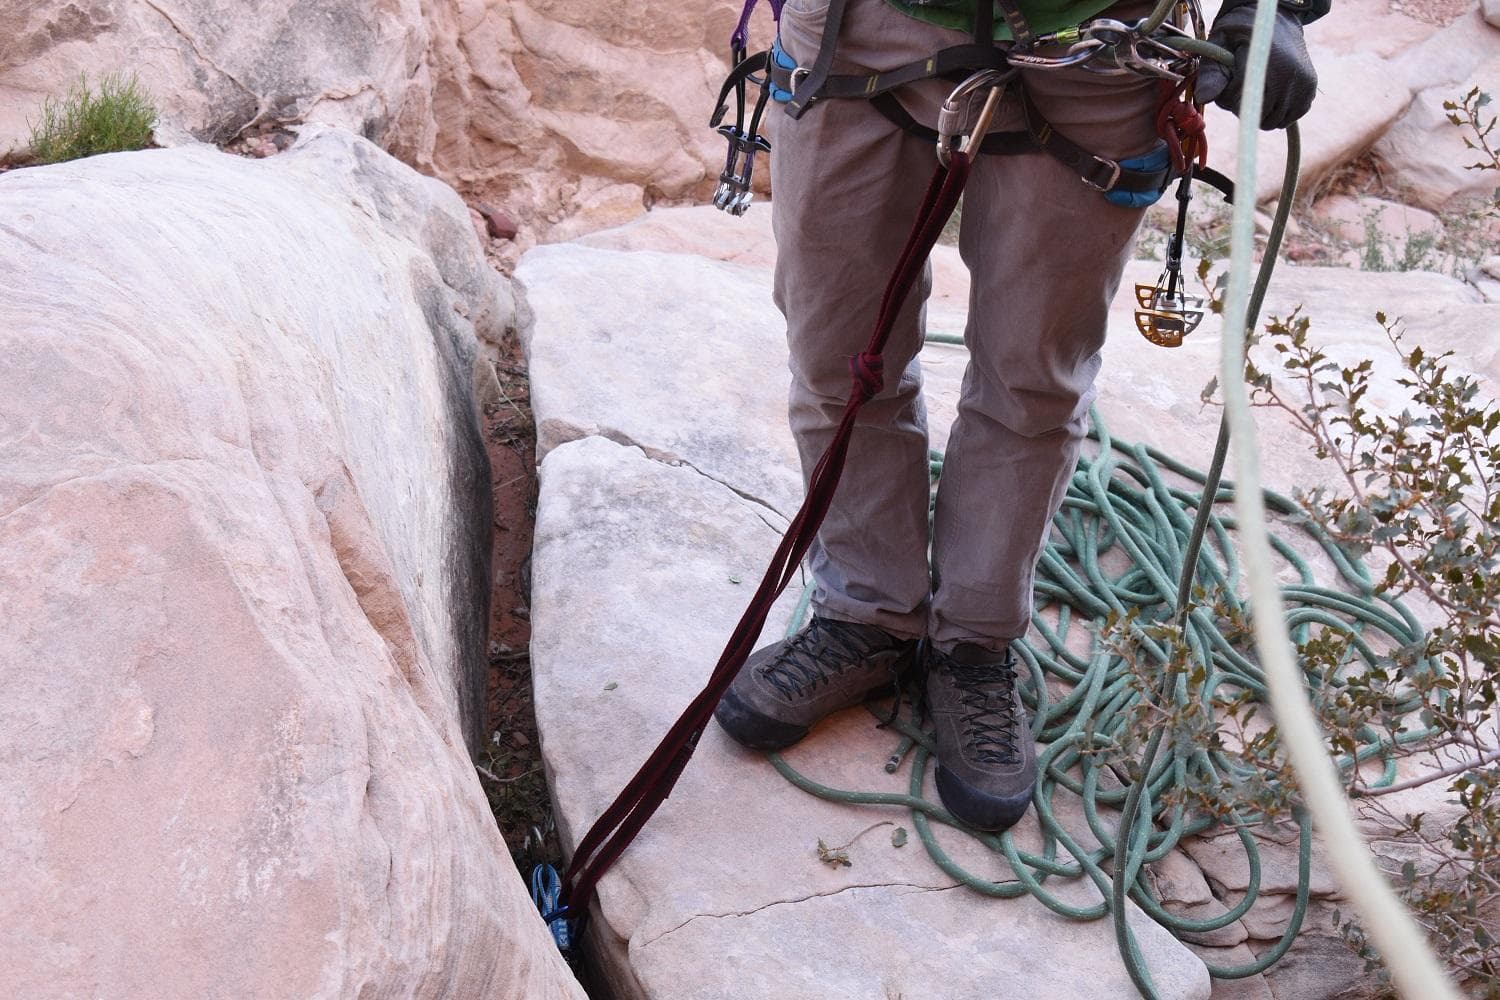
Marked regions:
[881,0,1124,41]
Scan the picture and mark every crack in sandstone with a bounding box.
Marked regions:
[302,82,388,120]
[547,420,790,534]
[637,881,961,949]
[593,426,788,528]
[140,0,263,121]
[643,452,788,537]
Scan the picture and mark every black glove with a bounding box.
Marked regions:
[1196,2,1318,131]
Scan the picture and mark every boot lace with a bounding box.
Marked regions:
[760,618,894,699]
[947,652,1023,765]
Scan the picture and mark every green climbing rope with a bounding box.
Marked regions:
[767,405,1435,984]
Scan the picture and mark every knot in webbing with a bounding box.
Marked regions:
[849,351,885,402]
[1156,79,1209,174]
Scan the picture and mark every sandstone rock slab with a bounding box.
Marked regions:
[1386,7,1500,98]
[1303,0,1443,59]
[1204,52,1414,205]
[518,243,803,518]
[1371,9,1500,210]
[577,203,780,271]
[415,0,752,246]
[1311,193,1445,263]
[1,0,434,157]
[0,128,582,1000]
[1255,899,1378,1000]
[1374,58,1500,212]
[576,208,1500,497]
[1188,945,1279,1000]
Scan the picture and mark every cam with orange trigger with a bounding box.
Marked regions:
[1135,55,1211,348]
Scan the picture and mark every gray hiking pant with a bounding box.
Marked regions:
[771,0,1161,650]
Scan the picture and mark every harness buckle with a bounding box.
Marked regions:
[1080,156,1123,192]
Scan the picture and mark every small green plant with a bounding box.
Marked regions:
[1444,87,1498,208]
[1254,312,1499,990]
[1350,88,1499,281]
[26,72,156,165]
[1355,208,1441,273]
[1349,202,1492,279]
[1106,300,1500,990]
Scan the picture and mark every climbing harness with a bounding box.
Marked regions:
[712,0,1223,212]
[533,2,1431,996]
[713,0,1234,351]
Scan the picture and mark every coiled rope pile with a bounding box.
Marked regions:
[768,395,1435,986]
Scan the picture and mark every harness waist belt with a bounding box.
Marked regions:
[769,51,1173,196]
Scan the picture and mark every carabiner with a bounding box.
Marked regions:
[1075,17,1192,81]
[936,69,1015,166]
[1004,40,1105,72]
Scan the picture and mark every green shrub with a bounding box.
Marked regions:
[26,73,156,165]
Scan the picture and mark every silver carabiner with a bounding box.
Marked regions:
[1128,32,1196,80]
[937,69,1015,166]
[1078,18,1137,47]
[1076,16,1192,81]
[1004,40,1105,72]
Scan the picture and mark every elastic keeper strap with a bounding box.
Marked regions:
[770,37,798,103]
[1104,143,1173,208]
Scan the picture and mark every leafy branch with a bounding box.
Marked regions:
[1113,87,1500,990]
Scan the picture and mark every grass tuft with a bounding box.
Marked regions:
[27,72,156,165]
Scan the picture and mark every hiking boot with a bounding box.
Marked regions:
[715,616,918,750]
[924,642,1037,832]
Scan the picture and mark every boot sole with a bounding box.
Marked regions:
[935,764,1036,832]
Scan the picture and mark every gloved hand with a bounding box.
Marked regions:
[1196,1,1318,131]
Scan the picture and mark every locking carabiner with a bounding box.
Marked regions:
[936,69,1016,167]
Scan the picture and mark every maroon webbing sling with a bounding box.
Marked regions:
[559,149,975,921]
